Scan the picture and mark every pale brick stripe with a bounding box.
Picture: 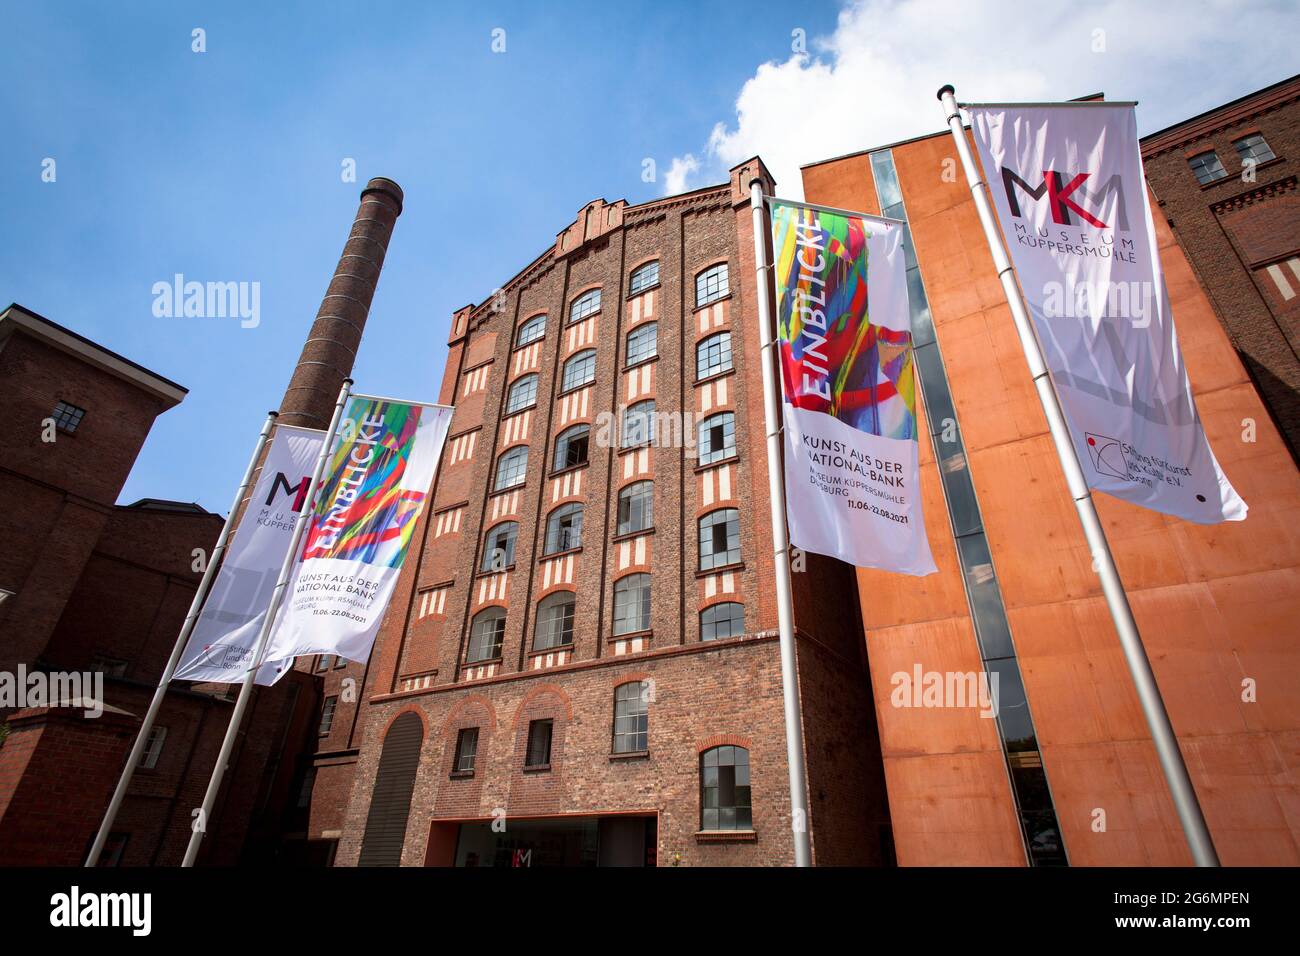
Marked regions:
[433,506,463,538]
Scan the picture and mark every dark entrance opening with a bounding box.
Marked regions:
[450,815,657,867]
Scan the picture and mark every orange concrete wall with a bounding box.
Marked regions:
[804,131,1300,867]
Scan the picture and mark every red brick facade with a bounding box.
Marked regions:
[324,159,891,866]
[1141,74,1300,461]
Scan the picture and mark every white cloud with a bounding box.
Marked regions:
[663,153,701,195]
[670,0,1299,198]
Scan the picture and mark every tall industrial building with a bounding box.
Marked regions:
[321,159,891,867]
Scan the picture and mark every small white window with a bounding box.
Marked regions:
[139,726,168,770]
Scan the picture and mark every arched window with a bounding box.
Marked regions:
[568,288,601,324]
[466,608,506,663]
[696,263,729,307]
[625,321,657,366]
[700,745,751,831]
[515,313,546,347]
[697,411,736,465]
[480,521,518,571]
[696,331,733,379]
[562,349,597,392]
[533,591,575,650]
[617,481,654,535]
[622,399,656,447]
[699,508,740,570]
[505,373,538,414]
[612,573,651,636]
[494,446,528,491]
[543,502,584,555]
[701,602,745,641]
[629,260,660,295]
[358,711,423,866]
[612,682,649,754]
[553,423,590,471]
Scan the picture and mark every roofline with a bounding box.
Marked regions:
[0,303,188,406]
[1140,72,1300,145]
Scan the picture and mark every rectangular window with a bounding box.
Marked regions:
[613,574,651,635]
[1234,133,1276,166]
[51,400,86,434]
[525,719,553,768]
[139,725,168,770]
[92,654,128,678]
[612,683,649,754]
[315,654,332,672]
[318,696,338,736]
[454,727,479,773]
[1187,150,1228,185]
[617,482,653,535]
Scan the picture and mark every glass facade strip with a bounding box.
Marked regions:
[869,147,1064,866]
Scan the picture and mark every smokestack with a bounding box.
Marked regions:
[278,177,404,427]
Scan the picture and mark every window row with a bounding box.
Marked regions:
[511,262,732,346]
[465,593,746,662]
[1187,133,1276,185]
[491,408,736,490]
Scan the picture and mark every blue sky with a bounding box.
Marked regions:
[3,1,1295,512]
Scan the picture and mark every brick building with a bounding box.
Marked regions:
[0,303,320,865]
[321,159,891,867]
[1141,74,1300,462]
[801,93,1300,865]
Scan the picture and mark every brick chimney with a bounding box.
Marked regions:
[278,177,404,426]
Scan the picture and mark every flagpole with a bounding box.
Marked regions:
[750,178,813,867]
[936,85,1219,867]
[180,379,352,867]
[84,409,279,867]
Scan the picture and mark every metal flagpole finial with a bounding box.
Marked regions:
[936,83,955,101]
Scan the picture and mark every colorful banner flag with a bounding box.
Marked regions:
[771,199,937,576]
[174,424,324,684]
[262,396,452,666]
[966,103,1246,523]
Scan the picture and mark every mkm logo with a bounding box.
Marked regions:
[1001,168,1130,231]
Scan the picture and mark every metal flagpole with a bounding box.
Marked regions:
[749,178,814,867]
[84,409,279,867]
[181,379,352,867]
[936,85,1219,867]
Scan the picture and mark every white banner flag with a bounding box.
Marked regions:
[261,396,452,666]
[967,102,1246,523]
[771,199,937,576]
[174,424,324,685]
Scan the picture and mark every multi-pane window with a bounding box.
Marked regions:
[315,654,332,672]
[453,728,479,773]
[622,399,656,446]
[562,349,597,392]
[612,682,649,754]
[696,331,733,379]
[612,573,651,635]
[543,503,583,555]
[617,481,653,535]
[515,313,546,347]
[568,288,601,324]
[481,521,518,571]
[534,591,576,650]
[1188,150,1228,185]
[699,508,740,570]
[505,374,538,414]
[467,609,506,663]
[494,446,528,491]
[695,263,729,307]
[553,423,590,470]
[700,745,751,831]
[629,260,660,295]
[1234,133,1276,166]
[701,602,745,641]
[525,719,553,767]
[139,725,167,770]
[625,321,657,366]
[319,696,338,736]
[697,412,736,465]
[51,400,86,433]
